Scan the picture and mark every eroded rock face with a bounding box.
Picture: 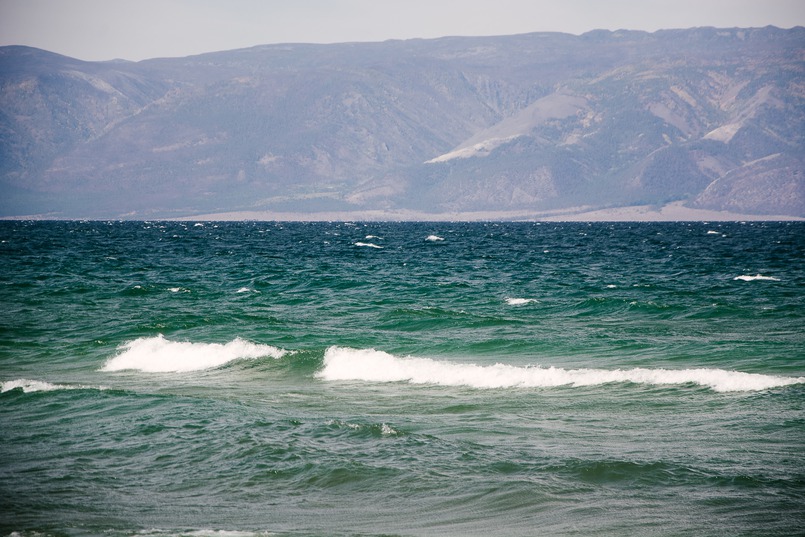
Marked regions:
[1,27,803,218]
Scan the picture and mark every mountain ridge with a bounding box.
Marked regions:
[1,26,803,219]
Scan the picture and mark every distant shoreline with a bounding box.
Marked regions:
[3,202,803,222]
[172,201,804,222]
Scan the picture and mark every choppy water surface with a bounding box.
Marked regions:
[1,221,803,536]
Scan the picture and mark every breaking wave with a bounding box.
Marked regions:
[101,335,288,373]
[317,347,804,393]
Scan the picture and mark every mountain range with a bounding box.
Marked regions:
[1,26,803,219]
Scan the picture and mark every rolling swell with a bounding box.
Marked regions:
[35,332,801,393]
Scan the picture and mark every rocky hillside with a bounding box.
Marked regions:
[1,27,803,218]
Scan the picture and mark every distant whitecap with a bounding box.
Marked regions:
[426,235,444,242]
[505,297,537,306]
[380,423,398,435]
[168,287,191,293]
[734,274,780,282]
[354,242,383,249]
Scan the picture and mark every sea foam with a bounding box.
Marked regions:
[734,274,781,282]
[134,531,275,537]
[1,379,97,393]
[426,235,445,242]
[318,347,804,393]
[101,335,287,373]
[506,297,537,306]
[354,242,383,249]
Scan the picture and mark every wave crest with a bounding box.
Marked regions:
[505,297,537,306]
[734,274,780,282]
[101,335,288,373]
[317,347,804,393]
[1,379,77,393]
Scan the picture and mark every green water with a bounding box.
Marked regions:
[1,221,803,536]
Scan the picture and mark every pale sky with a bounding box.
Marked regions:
[1,0,803,61]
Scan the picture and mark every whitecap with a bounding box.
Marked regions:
[101,335,287,373]
[364,235,383,240]
[317,347,804,393]
[327,419,363,430]
[505,297,537,306]
[734,274,781,282]
[425,235,444,242]
[236,287,254,293]
[380,423,398,435]
[326,419,399,436]
[136,531,274,537]
[168,287,190,293]
[354,242,383,249]
[1,379,97,393]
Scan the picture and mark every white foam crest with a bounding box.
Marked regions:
[134,531,275,537]
[326,419,399,435]
[1,379,94,393]
[168,287,191,293]
[364,234,383,240]
[318,347,804,393]
[101,335,287,373]
[425,235,444,242]
[506,297,537,306]
[182,530,274,537]
[734,274,780,282]
[354,242,383,249]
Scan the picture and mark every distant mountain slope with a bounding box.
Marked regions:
[1,27,803,219]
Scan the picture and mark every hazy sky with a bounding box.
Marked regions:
[1,0,804,61]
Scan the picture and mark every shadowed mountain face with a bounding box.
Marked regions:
[1,27,803,219]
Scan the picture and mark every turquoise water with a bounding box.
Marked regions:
[1,221,803,536]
